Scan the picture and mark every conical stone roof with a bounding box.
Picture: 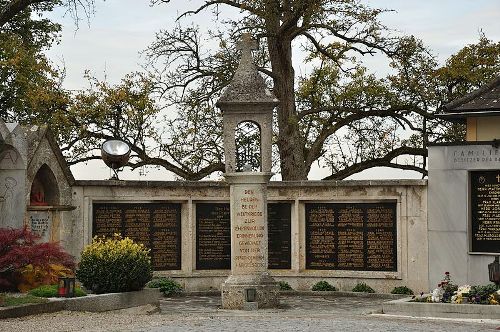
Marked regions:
[216,34,278,107]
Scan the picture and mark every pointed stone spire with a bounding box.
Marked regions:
[216,33,278,107]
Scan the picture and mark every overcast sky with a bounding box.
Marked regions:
[44,0,500,181]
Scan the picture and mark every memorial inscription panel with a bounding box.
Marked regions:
[92,202,181,270]
[196,203,231,270]
[194,202,292,270]
[268,203,292,269]
[305,202,397,271]
[470,171,500,253]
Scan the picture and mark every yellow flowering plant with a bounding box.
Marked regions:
[76,235,152,294]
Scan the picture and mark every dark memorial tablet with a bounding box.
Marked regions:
[196,203,231,269]
[194,202,292,270]
[268,203,292,269]
[306,202,397,271]
[92,202,181,270]
[470,171,500,253]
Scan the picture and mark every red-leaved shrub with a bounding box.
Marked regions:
[0,227,75,291]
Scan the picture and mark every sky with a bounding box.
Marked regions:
[44,0,500,181]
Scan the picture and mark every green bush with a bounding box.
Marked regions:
[311,281,337,291]
[352,282,375,293]
[28,284,87,297]
[278,281,293,291]
[146,277,183,297]
[76,236,152,294]
[469,284,500,304]
[391,286,414,295]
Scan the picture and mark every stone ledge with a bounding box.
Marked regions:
[382,297,500,319]
[281,291,406,300]
[0,288,162,319]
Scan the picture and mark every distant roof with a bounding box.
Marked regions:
[440,76,500,120]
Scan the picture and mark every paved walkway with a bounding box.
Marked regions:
[1,295,499,332]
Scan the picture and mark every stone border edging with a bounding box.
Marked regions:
[280,290,407,300]
[382,296,500,319]
[0,288,162,320]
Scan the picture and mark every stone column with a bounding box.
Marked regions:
[221,173,279,309]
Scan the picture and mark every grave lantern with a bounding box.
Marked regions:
[58,276,76,297]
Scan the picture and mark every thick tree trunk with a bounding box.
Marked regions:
[267,35,308,180]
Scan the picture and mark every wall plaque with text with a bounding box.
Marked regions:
[92,202,182,270]
[470,171,500,253]
[196,203,231,269]
[268,203,292,269]
[194,202,292,270]
[305,202,397,271]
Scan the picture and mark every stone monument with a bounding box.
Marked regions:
[216,33,280,309]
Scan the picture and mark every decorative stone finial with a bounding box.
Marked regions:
[236,33,258,64]
[216,33,278,106]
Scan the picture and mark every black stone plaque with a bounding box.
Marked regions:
[196,203,231,269]
[194,202,292,270]
[268,203,292,269]
[305,202,397,271]
[470,171,500,253]
[92,202,182,270]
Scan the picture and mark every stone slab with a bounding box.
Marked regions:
[0,288,162,319]
[382,297,500,319]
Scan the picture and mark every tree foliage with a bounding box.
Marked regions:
[0,0,95,28]
[0,0,69,127]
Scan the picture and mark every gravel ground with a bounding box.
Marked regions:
[1,296,499,332]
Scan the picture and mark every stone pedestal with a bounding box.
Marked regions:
[221,173,279,309]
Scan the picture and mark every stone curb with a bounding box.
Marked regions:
[280,290,407,300]
[171,290,406,300]
[382,296,500,319]
[0,288,162,320]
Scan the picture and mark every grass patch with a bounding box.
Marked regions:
[1,294,49,307]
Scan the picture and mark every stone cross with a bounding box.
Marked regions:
[236,33,258,63]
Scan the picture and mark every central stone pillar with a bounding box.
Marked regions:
[221,172,279,309]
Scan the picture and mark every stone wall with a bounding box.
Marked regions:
[71,179,428,293]
[428,143,500,288]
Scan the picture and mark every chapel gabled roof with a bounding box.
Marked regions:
[440,76,500,120]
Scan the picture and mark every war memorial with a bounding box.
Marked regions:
[0,34,499,314]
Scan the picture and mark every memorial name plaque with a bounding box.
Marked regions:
[196,203,231,269]
[268,203,292,269]
[194,202,292,270]
[92,202,181,270]
[470,171,500,253]
[305,202,397,271]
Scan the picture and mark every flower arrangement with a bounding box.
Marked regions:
[422,272,499,305]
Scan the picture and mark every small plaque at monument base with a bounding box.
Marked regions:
[470,171,500,253]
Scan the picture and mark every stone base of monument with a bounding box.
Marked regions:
[221,274,279,309]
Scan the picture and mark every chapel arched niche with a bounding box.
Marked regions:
[235,120,262,172]
[30,164,60,206]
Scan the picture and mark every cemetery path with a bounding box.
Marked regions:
[0,296,499,332]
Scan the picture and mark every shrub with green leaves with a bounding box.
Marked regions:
[76,236,152,294]
[28,284,87,297]
[391,286,414,295]
[147,277,183,296]
[278,281,293,291]
[352,282,375,293]
[469,284,500,304]
[311,281,337,291]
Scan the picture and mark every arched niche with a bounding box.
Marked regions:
[0,145,24,170]
[235,121,261,172]
[30,164,60,206]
